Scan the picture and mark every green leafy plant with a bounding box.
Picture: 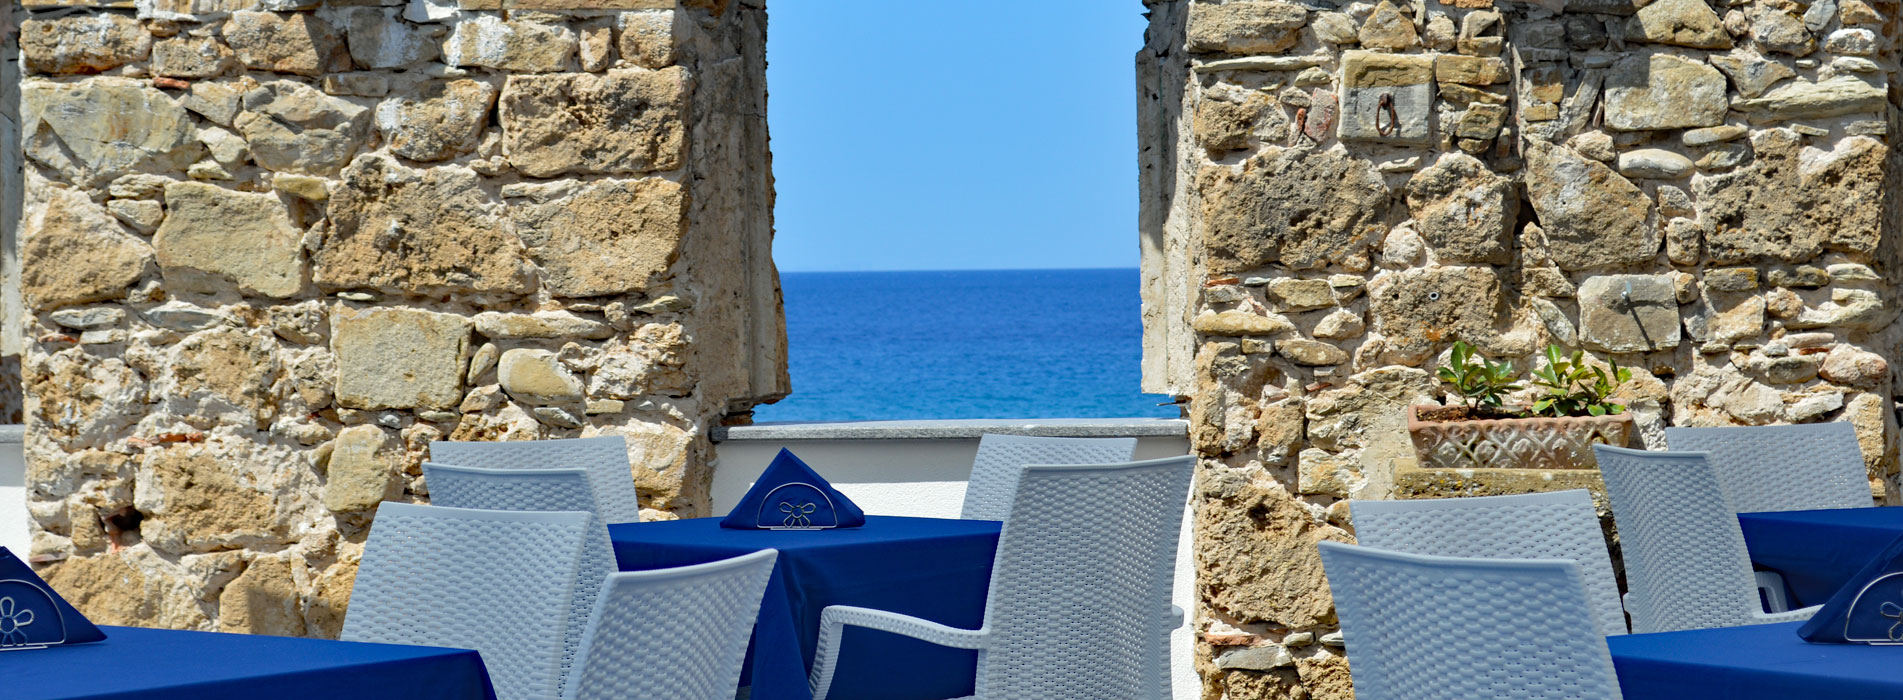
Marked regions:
[1435,341,1521,412]
[1528,345,1631,418]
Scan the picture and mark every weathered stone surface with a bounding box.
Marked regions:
[21,15,150,75]
[1313,310,1365,339]
[1525,141,1658,269]
[499,69,688,178]
[473,311,614,339]
[1265,278,1336,311]
[1624,0,1732,48]
[1434,55,1507,85]
[1752,3,1817,55]
[166,328,278,426]
[1821,346,1889,387]
[443,15,576,72]
[139,445,286,553]
[1201,148,1388,273]
[1199,476,1352,629]
[40,551,215,629]
[22,80,203,187]
[1359,1,1420,50]
[1578,275,1681,352]
[318,155,532,294]
[331,305,470,411]
[1617,149,1694,179]
[218,554,302,635]
[234,81,371,176]
[1195,311,1297,336]
[1683,125,1749,147]
[1314,11,1360,44]
[152,35,234,78]
[1404,153,1515,263]
[323,425,400,512]
[22,188,154,311]
[1603,53,1728,131]
[503,178,687,297]
[498,348,585,404]
[225,12,348,77]
[1279,339,1350,366]
[344,8,445,69]
[153,183,304,298]
[1824,27,1878,54]
[1368,266,1506,364]
[1733,75,1887,120]
[49,308,125,330]
[374,79,497,162]
[1708,55,1795,99]
[1187,0,1309,54]
[1339,51,1435,145]
[618,10,680,68]
[182,81,246,127]
[1694,131,1883,263]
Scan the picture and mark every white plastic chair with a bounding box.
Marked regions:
[1592,445,1821,633]
[342,503,592,700]
[1317,542,1625,700]
[1664,422,1872,612]
[1350,489,1627,636]
[430,436,643,524]
[1663,422,1870,512]
[421,463,617,700]
[960,434,1137,521]
[809,455,1195,700]
[564,549,778,700]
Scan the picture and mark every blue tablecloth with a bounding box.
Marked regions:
[610,515,1000,700]
[7,625,496,700]
[1610,621,1903,699]
[1739,507,1903,607]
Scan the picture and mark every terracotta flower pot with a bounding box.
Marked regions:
[1405,404,1634,470]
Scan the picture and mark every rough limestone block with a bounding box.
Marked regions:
[1199,148,1389,272]
[323,425,401,512]
[1578,274,1681,352]
[233,81,371,176]
[153,182,306,299]
[1186,0,1309,54]
[21,188,154,311]
[224,12,349,77]
[317,154,532,295]
[1338,51,1435,145]
[1603,53,1728,131]
[374,79,498,162]
[503,178,688,297]
[20,15,150,75]
[330,305,471,410]
[1403,153,1516,264]
[499,68,688,177]
[1694,131,1884,263]
[1524,140,1659,269]
[442,15,576,73]
[21,80,203,187]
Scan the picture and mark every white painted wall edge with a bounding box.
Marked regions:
[0,424,27,559]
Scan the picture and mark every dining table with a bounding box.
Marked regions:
[1609,621,1903,699]
[1738,506,1903,607]
[610,514,1002,700]
[6,625,497,700]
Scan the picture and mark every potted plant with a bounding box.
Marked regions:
[1408,343,1635,470]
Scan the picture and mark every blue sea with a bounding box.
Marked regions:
[752,269,1182,422]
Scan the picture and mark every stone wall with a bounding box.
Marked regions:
[16,0,784,637]
[1139,0,1903,696]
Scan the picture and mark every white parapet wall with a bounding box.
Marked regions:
[0,425,25,557]
[712,418,1197,700]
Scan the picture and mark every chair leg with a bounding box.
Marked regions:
[1755,570,1793,613]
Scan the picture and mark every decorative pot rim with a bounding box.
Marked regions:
[1406,403,1635,432]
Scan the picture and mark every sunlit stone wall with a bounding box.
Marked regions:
[1139,0,1903,696]
[17,0,785,636]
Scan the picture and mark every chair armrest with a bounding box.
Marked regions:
[809,605,989,700]
[1756,604,1823,624]
[1168,605,1186,630]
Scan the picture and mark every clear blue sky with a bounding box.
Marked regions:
[765,2,1151,272]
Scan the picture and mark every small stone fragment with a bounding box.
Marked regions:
[1618,149,1695,179]
[107,199,165,235]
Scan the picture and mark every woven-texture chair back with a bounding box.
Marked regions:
[342,503,591,700]
[977,455,1193,699]
[1318,542,1624,700]
[421,463,617,700]
[564,550,777,700]
[1351,490,1626,636]
[1594,445,1763,633]
[960,434,1138,521]
[430,436,642,524]
[1663,422,1871,513]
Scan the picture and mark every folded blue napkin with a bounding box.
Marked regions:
[1798,530,1903,644]
[721,448,866,530]
[0,546,107,649]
